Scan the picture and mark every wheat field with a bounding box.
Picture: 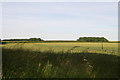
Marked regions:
[2,42,119,56]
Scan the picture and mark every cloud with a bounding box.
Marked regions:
[2,2,118,40]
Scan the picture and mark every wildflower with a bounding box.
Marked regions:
[38,63,41,67]
[83,58,88,62]
[88,65,93,68]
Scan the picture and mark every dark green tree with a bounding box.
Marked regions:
[2,38,44,41]
[77,37,109,42]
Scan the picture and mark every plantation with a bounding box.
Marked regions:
[1,42,119,78]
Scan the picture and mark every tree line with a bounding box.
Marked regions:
[77,37,109,42]
[1,37,109,42]
[2,38,44,41]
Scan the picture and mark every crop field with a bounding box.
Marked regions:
[2,42,119,56]
[1,42,120,78]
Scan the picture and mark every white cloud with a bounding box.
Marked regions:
[2,2,118,41]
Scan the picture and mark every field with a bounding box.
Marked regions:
[2,42,119,55]
[1,42,120,78]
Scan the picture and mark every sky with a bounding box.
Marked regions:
[1,2,118,41]
[0,0,119,2]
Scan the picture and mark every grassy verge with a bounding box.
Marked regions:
[2,48,119,78]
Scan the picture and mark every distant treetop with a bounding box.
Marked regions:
[77,37,109,42]
[2,38,44,41]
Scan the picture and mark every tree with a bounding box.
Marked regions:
[2,38,44,41]
[77,37,109,42]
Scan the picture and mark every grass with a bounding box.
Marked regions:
[2,42,119,56]
[1,42,119,78]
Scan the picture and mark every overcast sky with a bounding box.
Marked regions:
[1,2,118,41]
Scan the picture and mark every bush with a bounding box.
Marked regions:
[0,42,6,44]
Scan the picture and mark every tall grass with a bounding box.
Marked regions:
[2,47,119,78]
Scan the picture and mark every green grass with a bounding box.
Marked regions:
[2,42,119,78]
[2,48,119,78]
